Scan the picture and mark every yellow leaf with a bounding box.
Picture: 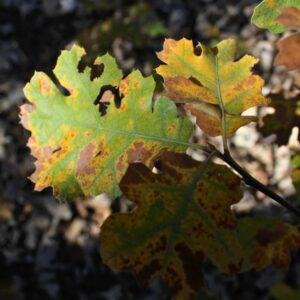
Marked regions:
[156,38,269,137]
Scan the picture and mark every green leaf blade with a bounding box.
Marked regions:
[20,45,193,201]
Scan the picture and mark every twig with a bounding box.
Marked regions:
[215,148,300,218]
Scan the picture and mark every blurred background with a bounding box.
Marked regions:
[1,0,300,299]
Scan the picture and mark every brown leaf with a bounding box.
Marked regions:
[277,7,300,30]
[275,7,300,70]
[275,34,300,70]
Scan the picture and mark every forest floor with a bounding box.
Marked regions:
[1,1,299,299]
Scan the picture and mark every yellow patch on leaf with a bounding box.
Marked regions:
[101,155,300,299]
[20,45,193,201]
[156,38,269,137]
[101,152,244,300]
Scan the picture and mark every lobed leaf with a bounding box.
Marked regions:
[20,45,193,201]
[101,152,300,299]
[156,38,269,137]
[251,0,300,34]
[101,152,244,299]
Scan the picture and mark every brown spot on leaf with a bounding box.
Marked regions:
[127,141,155,164]
[38,75,51,95]
[120,163,151,189]
[175,242,204,292]
[116,154,125,172]
[158,151,199,169]
[233,76,256,91]
[77,143,96,175]
[277,7,300,30]
[19,104,35,128]
[256,224,288,246]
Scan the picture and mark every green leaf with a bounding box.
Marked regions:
[156,38,269,138]
[101,151,244,300]
[251,0,300,34]
[20,45,193,201]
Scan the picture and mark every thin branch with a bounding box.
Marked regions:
[215,148,300,218]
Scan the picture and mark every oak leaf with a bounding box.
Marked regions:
[20,45,193,201]
[251,0,300,34]
[101,152,300,299]
[156,38,269,137]
[101,152,244,299]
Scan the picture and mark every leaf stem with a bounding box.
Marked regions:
[214,56,229,153]
[215,148,300,218]
[113,127,300,216]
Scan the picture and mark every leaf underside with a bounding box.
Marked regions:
[156,38,269,137]
[20,45,193,201]
[101,152,300,300]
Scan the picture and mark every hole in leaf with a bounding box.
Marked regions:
[50,72,70,96]
[52,147,62,154]
[193,42,202,56]
[189,76,203,87]
[77,54,104,80]
[90,64,104,81]
[95,150,102,157]
[153,158,162,174]
[94,85,123,116]
[211,47,219,55]
[77,53,90,73]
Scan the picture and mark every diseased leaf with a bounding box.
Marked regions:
[271,283,300,300]
[277,7,300,30]
[20,45,193,201]
[238,217,300,271]
[258,93,300,145]
[275,7,300,70]
[156,38,269,137]
[251,0,300,34]
[101,151,300,299]
[101,152,244,299]
[184,102,256,137]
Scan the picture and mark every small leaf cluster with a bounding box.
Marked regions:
[20,0,300,299]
